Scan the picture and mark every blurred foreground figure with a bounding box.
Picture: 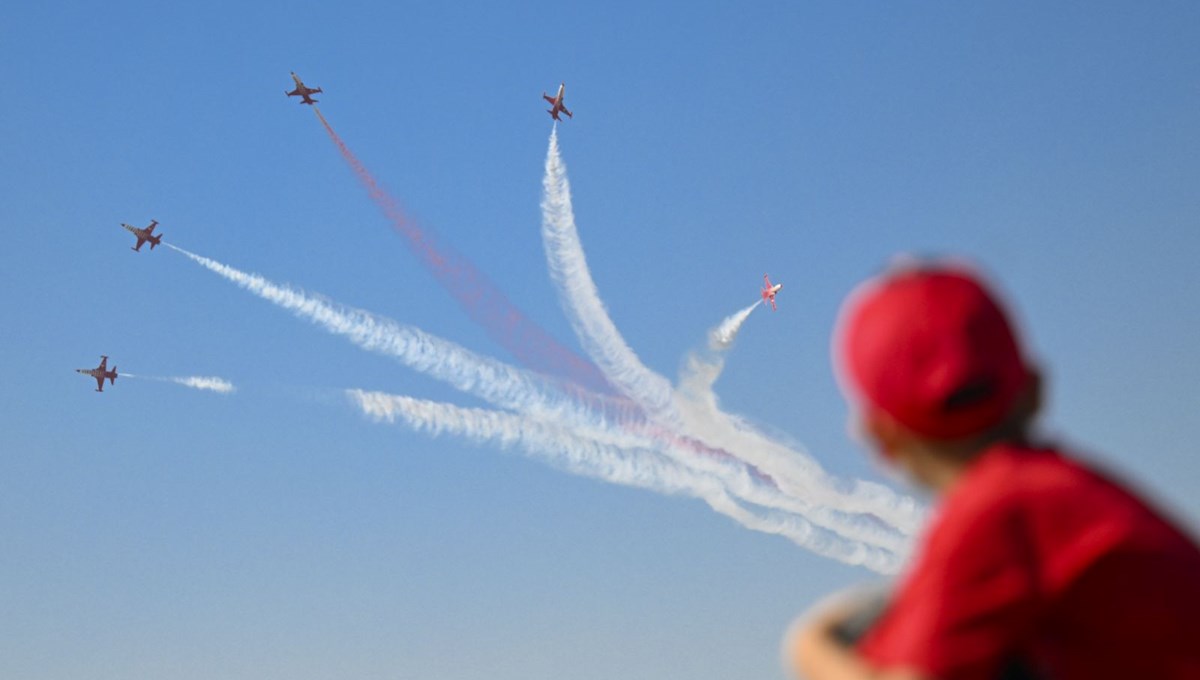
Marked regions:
[785,263,1200,680]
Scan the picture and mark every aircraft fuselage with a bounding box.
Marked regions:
[122,220,161,251]
[77,356,117,392]
[543,82,572,120]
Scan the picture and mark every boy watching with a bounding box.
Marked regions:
[786,264,1200,680]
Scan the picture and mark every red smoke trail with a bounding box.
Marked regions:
[312,107,610,393]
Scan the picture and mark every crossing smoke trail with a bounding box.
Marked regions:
[164,120,920,567]
[167,244,906,559]
[677,306,916,549]
[123,373,236,394]
[311,107,609,393]
[540,129,924,537]
[538,139,910,548]
[347,389,901,573]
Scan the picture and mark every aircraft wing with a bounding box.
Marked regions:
[95,375,105,391]
[543,94,557,105]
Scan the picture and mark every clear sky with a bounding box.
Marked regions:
[3,1,1199,678]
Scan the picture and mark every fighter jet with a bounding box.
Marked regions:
[542,82,572,121]
[761,274,783,311]
[76,355,118,392]
[122,219,162,252]
[286,72,322,105]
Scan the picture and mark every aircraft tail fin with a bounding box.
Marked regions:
[110,370,117,384]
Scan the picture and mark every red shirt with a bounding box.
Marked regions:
[858,444,1200,679]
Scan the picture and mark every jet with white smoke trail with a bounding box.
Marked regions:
[539,130,925,537]
[676,306,922,545]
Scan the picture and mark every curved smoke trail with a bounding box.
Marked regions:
[541,128,679,423]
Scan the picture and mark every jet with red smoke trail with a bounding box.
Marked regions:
[76,355,118,392]
[285,71,322,105]
[122,219,162,252]
[543,83,572,121]
[761,274,783,311]
[309,106,610,392]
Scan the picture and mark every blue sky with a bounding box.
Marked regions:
[2,2,1199,678]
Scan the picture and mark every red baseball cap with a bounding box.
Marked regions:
[835,263,1031,440]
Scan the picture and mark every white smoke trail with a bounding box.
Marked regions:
[167,245,913,558]
[540,133,924,537]
[710,302,760,350]
[540,138,911,550]
[347,388,901,573]
[163,243,901,552]
[689,303,925,534]
[541,129,679,424]
[172,376,236,394]
[676,310,925,540]
[165,243,623,429]
[122,373,237,394]
[664,304,913,550]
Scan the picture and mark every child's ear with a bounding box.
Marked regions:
[860,408,906,462]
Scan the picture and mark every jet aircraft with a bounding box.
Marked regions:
[77,355,118,392]
[542,82,572,121]
[122,219,162,252]
[761,274,783,311]
[286,72,322,105]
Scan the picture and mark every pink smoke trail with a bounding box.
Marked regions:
[312,107,610,393]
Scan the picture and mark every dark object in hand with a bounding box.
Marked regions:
[831,590,1046,680]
